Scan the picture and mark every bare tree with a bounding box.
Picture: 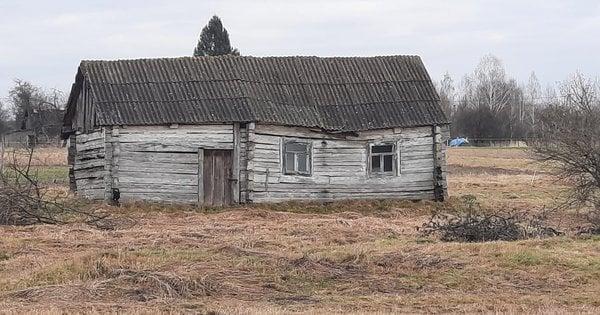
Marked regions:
[0,100,10,135]
[464,55,514,114]
[524,72,541,125]
[517,71,543,138]
[6,80,66,143]
[452,55,525,139]
[533,72,600,232]
[437,72,456,118]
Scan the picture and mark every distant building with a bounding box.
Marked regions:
[2,108,64,147]
[63,56,450,205]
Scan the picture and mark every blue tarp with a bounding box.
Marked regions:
[449,137,469,147]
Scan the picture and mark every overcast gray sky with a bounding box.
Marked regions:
[1,0,599,99]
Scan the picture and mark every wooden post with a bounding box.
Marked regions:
[111,128,120,199]
[432,125,448,201]
[68,134,77,192]
[246,122,256,202]
[232,123,241,203]
[103,127,113,201]
[198,148,204,205]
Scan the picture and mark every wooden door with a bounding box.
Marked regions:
[201,150,233,206]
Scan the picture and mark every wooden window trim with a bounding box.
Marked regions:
[282,139,312,176]
[368,142,397,177]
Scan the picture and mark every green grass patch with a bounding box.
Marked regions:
[2,166,68,184]
[21,259,92,288]
[0,252,10,261]
[31,166,68,183]
[505,250,545,266]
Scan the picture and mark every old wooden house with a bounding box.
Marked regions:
[62,56,449,206]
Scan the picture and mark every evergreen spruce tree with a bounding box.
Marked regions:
[193,15,240,56]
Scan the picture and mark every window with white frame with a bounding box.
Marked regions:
[369,143,396,175]
[283,140,311,175]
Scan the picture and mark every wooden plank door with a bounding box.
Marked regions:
[201,150,233,206]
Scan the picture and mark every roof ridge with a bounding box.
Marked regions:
[91,78,432,86]
[94,99,439,107]
[80,55,423,64]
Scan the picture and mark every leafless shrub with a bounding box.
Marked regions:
[420,196,561,242]
[0,144,109,227]
[577,208,600,235]
[532,72,600,234]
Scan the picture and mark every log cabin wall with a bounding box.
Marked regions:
[69,122,447,204]
[104,124,238,204]
[71,130,105,200]
[246,124,440,202]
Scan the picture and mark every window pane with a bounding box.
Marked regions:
[297,154,308,173]
[383,154,393,172]
[371,155,381,172]
[372,144,393,154]
[285,142,307,152]
[285,153,295,173]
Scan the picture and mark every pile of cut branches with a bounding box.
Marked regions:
[0,145,109,227]
[577,207,600,235]
[421,196,561,242]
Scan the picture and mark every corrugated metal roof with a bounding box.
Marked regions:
[67,55,448,131]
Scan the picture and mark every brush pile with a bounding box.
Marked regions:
[0,146,108,227]
[421,196,561,242]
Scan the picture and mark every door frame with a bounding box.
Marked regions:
[197,122,241,206]
[198,148,204,204]
[198,147,240,206]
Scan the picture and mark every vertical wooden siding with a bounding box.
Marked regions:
[72,78,95,133]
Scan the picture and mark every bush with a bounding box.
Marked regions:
[420,196,561,242]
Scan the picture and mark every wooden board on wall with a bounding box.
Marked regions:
[108,125,239,204]
[247,124,439,202]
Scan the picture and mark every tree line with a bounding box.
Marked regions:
[436,54,598,140]
[0,80,66,141]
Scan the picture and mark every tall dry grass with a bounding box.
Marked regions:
[0,147,598,313]
[2,147,67,167]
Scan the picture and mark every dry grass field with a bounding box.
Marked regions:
[1,147,68,184]
[0,147,599,314]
